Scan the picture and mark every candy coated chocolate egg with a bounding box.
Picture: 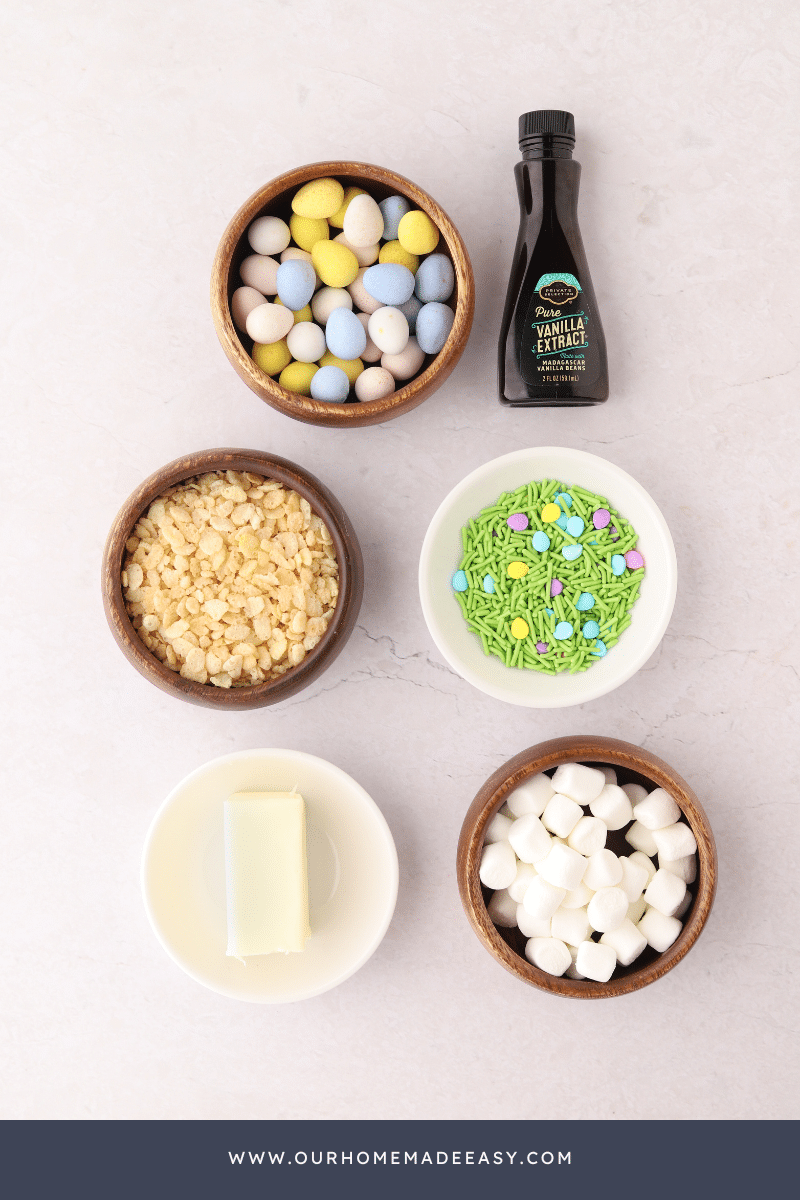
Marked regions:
[286,321,326,363]
[245,302,294,344]
[329,186,365,229]
[291,177,344,219]
[311,286,353,326]
[333,231,379,267]
[348,268,383,314]
[355,312,382,362]
[318,351,364,384]
[343,193,384,247]
[378,241,419,273]
[252,338,291,376]
[367,307,409,355]
[397,294,422,333]
[325,307,367,361]
[415,302,454,354]
[276,259,316,311]
[248,215,291,256]
[414,253,454,303]
[312,240,359,288]
[355,366,395,403]
[310,364,350,403]
[363,263,415,306]
[231,286,266,332]
[379,195,411,240]
[380,336,425,380]
[240,254,279,295]
[273,297,313,324]
[397,209,439,254]
[289,213,329,252]
[278,361,319,395]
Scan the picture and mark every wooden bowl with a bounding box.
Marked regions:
[102,449,363,709]
[211,161,475,428]
[457,735,717,998]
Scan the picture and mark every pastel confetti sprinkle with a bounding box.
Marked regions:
[541,502,561,523]
[507,512,529,531]
[550,578,563,597]
[576,592,595,611]
[625,550,644,570]
[452,570,468,592]
[532,530,550,552]
[555,512,569,531]
[507,560,529,579]
[535,641,549,653]
[591,640,608,657]
[593,508,610,529]
[545,608,554,616]
[482,574,495,593]
[611,554,626,576]
[554,621,574,640]
[566,515,585,537]
[562,543,583,561]
[510,617,529,639]
[582,620,600,639]
[555,492,572,509]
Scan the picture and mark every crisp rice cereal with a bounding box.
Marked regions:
[121,470,339,687]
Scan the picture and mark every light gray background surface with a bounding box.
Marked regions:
[2,0,798,1119]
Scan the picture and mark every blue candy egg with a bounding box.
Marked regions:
[566,515,584,537]
[397,294,422,333]
[379,194,411,241]
[582,620,600,639]
[414,253,455,303]
[324,307,367,361]
[415,302,454,354]
[562,543,583,561]
[310,365,350,403]
[362,263,415,306]
[591,640,608,657]
[611,554,626,576]
[482,574,495,594]
[555,491,572,509]
[452,569,468,592]
[532,531,550,552]
[275,259,316,312]
[576,592,595,610]
[554,621,574,640]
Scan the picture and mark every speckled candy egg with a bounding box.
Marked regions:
[245,302,294,344]
[355,312,382,362]
[240,254,279,295]
[289,214,329,253]
[291,177,344,220]
[310,364,350,403]
[325,307,367,361]
[348,268,383,315]
[362,263,415,306]
[231,286,266,332]
[379,195,410,241]
[311,287,353,326]
[275,258,316,312]
[342,193,384,247]
[414,253,454,303]
[415,301,454,354]
[280,247,320,288]
[381,336,425,381]
[397,209,439,255]
[252,338,291,376]
[329,186,365,229]
[367,307,410,355]
[354,366,395,403]
[286,320,326,363]
[247,215,291,256]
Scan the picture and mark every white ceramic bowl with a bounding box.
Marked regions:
[141,749,398,1003]
[418,447,677,708]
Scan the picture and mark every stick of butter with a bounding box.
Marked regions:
[224,791,311,958]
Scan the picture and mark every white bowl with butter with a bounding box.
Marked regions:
[141,749,398,1002]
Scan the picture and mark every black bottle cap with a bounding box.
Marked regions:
[519,110,575,145]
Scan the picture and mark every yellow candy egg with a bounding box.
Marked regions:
[274,297,313,324]
[278,361,319,396]
[397,210,440,255]
[507,561,529,579]
[379,240,420,273]
[541,502,562,523]
[328,186,365,229]
[289,213,329,252]
[510,617,530,640]
[252,338,291,376]
[318,351,364,384]
[311,240,359,288]
[291,177,345,220]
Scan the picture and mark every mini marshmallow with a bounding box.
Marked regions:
[625,820,659,857]
[583,848,623,891]
[479,841,517,890]
[644,868,687,917]
[590,784,634,831]
[587,886,629,933]
[551,762,606,805]
[567,815,607,856]
[659,852,697,884]
[525,936,572,977]
[618,855,650,903]
[632,787,681,831]
[522,875,566,921]
[484,812,513,843]
[542,793,584,838]
[652,822,697,861]
[487,888,518,927]
[517,905,551,938]
[506,773,554,817]
[638,906,682,952]
[600,918,648,966]
[560,880,594,909]
[508,813,552,864]
[627,894,648,924]
[507,861,538,903]
[628,850,657,885]
[621,782,649,805]
[599,766,617,786]
[575,939,617,982]
[536,843,588,892]
[551,905,591,947]
[674,890,693,918]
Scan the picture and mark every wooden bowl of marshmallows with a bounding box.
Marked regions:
[457,736,716,998]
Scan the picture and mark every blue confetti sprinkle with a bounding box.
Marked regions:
[566,515,585,537]
[554,621,574,640]
[611,554,626,576]
[532,530,550,552]
[591,640,608,657]
[545,608,554,617]
[555,513,569,531]
[562,543,583,561]
[576,592,595,611]
[555,492,573,509]
[582,620,600,639]
[452,570,468,592]
[482,574,495,594]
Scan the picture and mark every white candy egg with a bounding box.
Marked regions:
[311,286,353,326]
[348,268,383,315]
[368,306,409,355]
[248,215,291,256]
[354,366,395,402]
[239,254,279,295]
[343,193,385,247]
[355,312,382,362]
[381,335,425,380]
[245,302,294,345]
[231,286,266,333]
[333,231,379,267]
[286,320,326,363]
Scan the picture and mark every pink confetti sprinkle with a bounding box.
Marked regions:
[535,642,549,653]
[625,549,644,569]
[593,508,610,529]
[507,512,529,531]
[550,578,563,597]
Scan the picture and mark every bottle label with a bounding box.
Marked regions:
[521,272,590,386]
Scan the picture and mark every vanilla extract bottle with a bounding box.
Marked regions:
[498,110,608,406]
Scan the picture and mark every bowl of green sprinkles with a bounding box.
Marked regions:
[418,447,677,707]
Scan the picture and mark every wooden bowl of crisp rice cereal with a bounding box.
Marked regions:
[102,449,363,708]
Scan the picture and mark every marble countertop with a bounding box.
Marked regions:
[2,0,798,1119]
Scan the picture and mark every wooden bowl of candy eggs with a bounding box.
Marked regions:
[211,161,475,428]
[457,736,717,998]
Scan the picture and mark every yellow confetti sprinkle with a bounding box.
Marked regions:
[541,502,562,523]
[507,560,529,579]
[511,617,530,639]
